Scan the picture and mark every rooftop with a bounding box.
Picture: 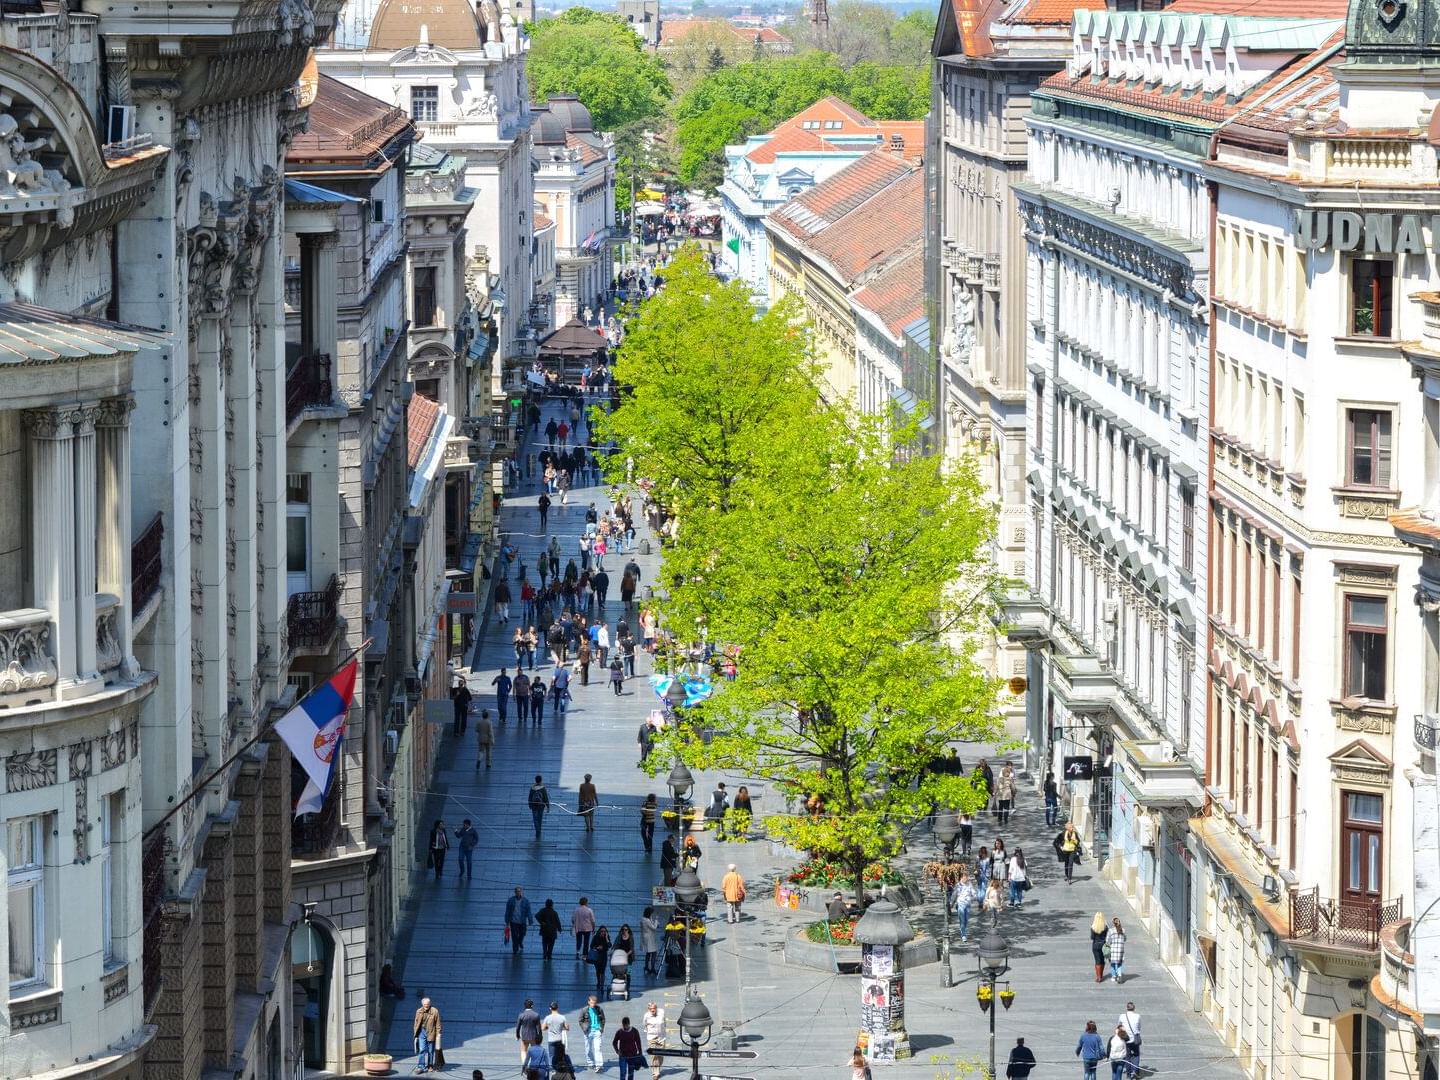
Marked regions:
[852,255,926,338]
[768,150,915,242]
[657,17,791,47]
[370,0,485,51]
[407,393,442,470]
[806,169,924,285]
[0,302,166,367]
[743,99,924,164]
[287,75,415,171]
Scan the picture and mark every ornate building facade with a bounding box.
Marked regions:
[316,0,537,403]
[1009,5,1346,1050]
[531,96,619,329]
[928,0,1104,732]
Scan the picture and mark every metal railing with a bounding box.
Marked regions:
[132,513,163,613]
[291,788,341,858]
[1289,887,1403,951]
[1416,713,1439,752]
[141,831,169,1016]
[285,352,333,424]
[286,575,340,651]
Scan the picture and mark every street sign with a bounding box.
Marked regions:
[649,1048,692,1059]
[705,1050,759,1059]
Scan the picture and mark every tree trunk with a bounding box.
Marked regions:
[851,855,868,908]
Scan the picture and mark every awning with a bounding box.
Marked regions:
[467,330,492,361]
[409,410,455,507]
[0,302,167,367]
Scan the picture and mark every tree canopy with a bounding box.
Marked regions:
[605,248,1002,898]
[526,9,671,131]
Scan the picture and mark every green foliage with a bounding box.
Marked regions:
[592,247,821,514]
[670,51,929,189]
[527,9,671,130]
[607,249,1003,898]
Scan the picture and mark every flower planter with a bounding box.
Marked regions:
[363,1053,393,1076]
[783,927,939,972]
[784,878,923,914]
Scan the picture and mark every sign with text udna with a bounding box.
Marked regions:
[1294,209,1440,254]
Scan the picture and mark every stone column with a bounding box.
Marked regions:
[195,316,228,760]
[73,404,100,683]
[302,232,340,366]
[228,297,260,734]
[96,396,137,674]
[25,408,78,689]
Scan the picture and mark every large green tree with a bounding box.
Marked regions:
[593,248,820,514]
[527,9,671,131]
[605,248,1003,899]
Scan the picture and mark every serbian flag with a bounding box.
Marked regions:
[276,660,357,817]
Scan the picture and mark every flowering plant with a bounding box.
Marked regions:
[788,859,902,889]
[804,918,859,945]
[975,985,994,1002]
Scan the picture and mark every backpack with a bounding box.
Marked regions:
[529,785,546,808]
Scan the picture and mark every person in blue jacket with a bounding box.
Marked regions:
[1076,1020,1106,1080]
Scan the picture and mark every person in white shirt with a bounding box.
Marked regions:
[642,1001,667,1080]
[1119,1003,1142,1068]
[1107,1025,1131,1079]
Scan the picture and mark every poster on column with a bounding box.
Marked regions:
[862,945,894,978]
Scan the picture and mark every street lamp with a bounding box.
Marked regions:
[932,811,961,988]
[976,929,1012,1080]
[666,761,694,807]
[679,995,713,1080]
[666,677,688,714]
[674,867,705,999]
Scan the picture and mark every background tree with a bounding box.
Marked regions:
[675,100,762,189]
[527,9,671,130]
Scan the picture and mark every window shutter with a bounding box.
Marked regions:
[1377,412,1393,488]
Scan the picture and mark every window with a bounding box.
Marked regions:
[1346,408,1393,489]
[410,85,439,123]
[101,794,123,965]
[372,199,385,224]
[1291,572,1303,680]
[1341,792,1384,901]
[1349,259,1393,337]
[8,818,45,991]
[412,266,437,327]
[287,473,311,599]
[1344,594,1388,701]
[1181,485,1195,573]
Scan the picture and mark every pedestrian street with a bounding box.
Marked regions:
[379,393,1245,1079]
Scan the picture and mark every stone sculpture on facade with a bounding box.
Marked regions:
[466,89,499,120]
[0,113,53,196]
[943,281,975,369]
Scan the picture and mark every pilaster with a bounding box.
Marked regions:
[25,408,78,689]
[195,316,228,762]
[228,298,260,732]
[73,404,100,683]
[97,396,138,674]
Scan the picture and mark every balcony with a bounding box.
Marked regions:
[444,435,476,472]
[1115,738,1204,808]
[1417,713,1439,757]
[141,830,169,1017]
[1288,886,1403,953]
[286,575,340,653]
[291,789,341,859]
[0,607,58,700]
[131,513,163,614]
[285,352,333,424]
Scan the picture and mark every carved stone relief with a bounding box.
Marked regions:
[100,728,127,771]
[6,749,58,793]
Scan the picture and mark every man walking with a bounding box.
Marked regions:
[612,1017,644,1080]
[506,887,534,955]
[572,896,596,959]
[593,567,609,610]
[454,819,479,878]
[642,1002,667,1080]
[492,667,513,724]
[537,899,563,960]
[1119,1002,1142,1071]
[475,709,494,769]
[721,863,746,923]
[578,774,599,834]
[995,762,1017,826]
[636,718,654,764]
[543,1001,570,1063]
[1005,1037,1036,1079]
[579,995,606,1072]
[539,493,551,531]
[413,997,442,1074]
[516,998,543,1064]
[451,677,471,736]
[529,775,551,839]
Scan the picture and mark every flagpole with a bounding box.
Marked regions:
[141,638,373,841]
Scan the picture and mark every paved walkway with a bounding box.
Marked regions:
[381,394,1245,1079]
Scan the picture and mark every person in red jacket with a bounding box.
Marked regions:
[611,1016,644,1080]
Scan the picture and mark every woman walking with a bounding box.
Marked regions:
[983,878,1004,927]
[514,626,529,672]
[1090,913,1110,984]
[1007,849,1028,907]
[610,656,625,695]
[1054,822,1083,882]
[1043,772,1060,827]
[589,926,612,996]
[1108,918,1127,983]
[953,870,976,944]
[975,846,993,895]
[1107,1025,1132,1079]
[641,907,662,975]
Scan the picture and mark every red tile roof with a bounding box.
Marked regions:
[566,132,607,166]
[808,170,924,284]
[407,394,441,470]
[746,98,921,163]
[658,17,792,46]
[745,125,842,163]
[534,211,554,229]
[1013,0,1107,24]
[769,151,915,242]
[852,252,926,337]
[876,121,926,163]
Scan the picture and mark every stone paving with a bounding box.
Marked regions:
[380,394,1245,1080]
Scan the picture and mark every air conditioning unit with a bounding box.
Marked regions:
[1102,598,1120,623]
[107,105,136,144]
[384,730,399,757]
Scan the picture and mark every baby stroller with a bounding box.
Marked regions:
[608,947,631,1000]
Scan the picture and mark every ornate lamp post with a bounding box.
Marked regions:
[666,676,688,713]
[666,761,694,826]
[679,995,713,1080]
[853,899,914,1064]
[976,929,1013,1080]
[673,867,706,998]
[932,810,961,988]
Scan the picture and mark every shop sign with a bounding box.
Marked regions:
[1295,209,1439,254]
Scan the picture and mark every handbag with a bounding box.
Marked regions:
[434,1047,446,1069]
[1102,942,1111,958]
